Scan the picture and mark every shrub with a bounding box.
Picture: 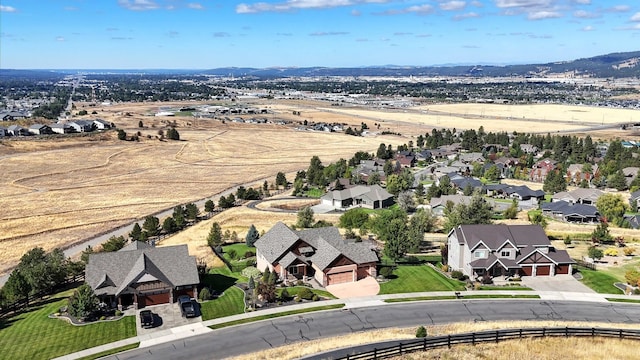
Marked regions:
[563,238,572,245]
[416,326,427,338]
[280,288,291,301]
[199,287,212,301]
[227,249,238,260]
[624,247,635,256]
[100,316,106,321]
[450,270,464,280]
[244,250,255,258]
[604,248,618,256]
[379,267,394,279]
[115,310,122,316]
[242,266,261,281]
[441,264,449,272]
[297,287,314,300]
[312,294,319,301]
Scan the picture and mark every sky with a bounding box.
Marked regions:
[1,0,639,69]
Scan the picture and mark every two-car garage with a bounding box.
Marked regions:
[327,271,354,285]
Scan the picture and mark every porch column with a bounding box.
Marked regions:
[117,296,123,311]
[169,288,174,303]
[133,293,139,309]
[192,285,198,301]
[551,265,556,276]
[532,265,537,277]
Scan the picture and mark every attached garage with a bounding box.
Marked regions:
[327,271,354,285]
[536,265,551,276]
[174,287,195,301]
[138,291,170,308]
[520,266,533,276]
[556,264,570,274]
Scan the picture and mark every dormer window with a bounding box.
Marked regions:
[501,250,510,257]
[474,250,486,258]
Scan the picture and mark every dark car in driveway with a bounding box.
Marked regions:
[140,310,154,328]
[177,295,196,318]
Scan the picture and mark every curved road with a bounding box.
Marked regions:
[102,300,640,360]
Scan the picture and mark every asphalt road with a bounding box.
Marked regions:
[104,300,640,360]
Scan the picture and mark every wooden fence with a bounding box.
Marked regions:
[337,327,640,360]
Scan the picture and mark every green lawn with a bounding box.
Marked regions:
[577,267,624,294]
[200,286,245,321]
[222,243,255,260]
[277,286,336,299]
[379,265,465,294]
[0,290,136,360]
[209,304,344,330]
[304,187,324,198]
[478,285,532,291]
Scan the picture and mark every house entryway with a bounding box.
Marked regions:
[326,276,380,298]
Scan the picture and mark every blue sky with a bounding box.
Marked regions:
[1,1,639,69]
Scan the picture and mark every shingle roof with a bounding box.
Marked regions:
[542,201,599,217]
[321,184,392,203]
[456,224,551,251]
[255,222,378,271]
[85,244,199,296]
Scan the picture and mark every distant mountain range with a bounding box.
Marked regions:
[2,51,640,78]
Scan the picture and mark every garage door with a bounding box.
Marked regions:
[556,265,570,274]
[520,266,532,276]
[174,288,194,301]
[536,266,551,276]
[139,291,170,308]
[327,271,353,285]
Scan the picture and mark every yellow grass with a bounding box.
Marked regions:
[2,99,639,275]
[229,320,640,360]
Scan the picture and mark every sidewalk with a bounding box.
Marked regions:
[53,290,633,360]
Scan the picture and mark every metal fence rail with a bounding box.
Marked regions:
[338,327,640,360]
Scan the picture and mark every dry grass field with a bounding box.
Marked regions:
[230,320,640,360]
[1,99,639,275]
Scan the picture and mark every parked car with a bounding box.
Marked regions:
[140,310,154,328]
[177,295,196,318]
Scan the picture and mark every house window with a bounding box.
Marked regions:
[474,250,486,258]
[501,251,510,257]
[288,266,299,275]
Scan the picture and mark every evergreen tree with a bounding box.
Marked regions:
[296,206,315,228]
[129,223,142,241]
[142,215,160,236]
[204,199,215,214]
[162,217,177,233]
[275,172,288,187]
[206,222,223,247]
[245,224,260,247]
[68,284,99,321]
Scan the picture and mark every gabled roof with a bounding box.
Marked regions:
[255,222,378,271]
[542,201,599,217]
[454,224,551,251]
[85,244,199,296]
[321,184,392,203]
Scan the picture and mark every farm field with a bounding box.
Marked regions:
[1,99,639,276]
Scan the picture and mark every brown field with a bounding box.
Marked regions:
[1,99,639,275]
[230,320,640,360]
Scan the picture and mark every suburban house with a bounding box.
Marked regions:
[551,188,603,205]
[28,124,52,135]
[459,152,485,164]
[529,158,557,182]
[255,222,378,286]
[630,190,640,212]
[321,184,394,210]
[485,184,545,206]
[520,144,539,154]
[51,123,74,134]
[541,201,600,223]
[447,224,574,279]
[85,242,200,309]
[0,127,6,137]
[93,119,113,130]
[69,120,96,133]
[622,167,639,186]
[565,164,599,185]
[6,125,29,136]
[428,195,496,215]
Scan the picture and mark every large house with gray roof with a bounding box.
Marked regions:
[255,222,378,286]
[85,242,200,309]
[321,184,394,211]
[448,224,574,279]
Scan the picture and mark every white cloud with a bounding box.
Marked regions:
[573,0,590,4]
[574,10,598,19]
[582,25,594,31]
[187,3,204,10]
[0,5,17,12]
[56,36,65,41]
[118,0,159,11]
[213,32,231,37]
[453,12,479,20]
[237,0,392,14]
[405,4,434,14]
[631,12,640,22]
[608,5,630,13]
[310,31,350,36]
[440,1,466,11]
[528,11,561,20]
[494,0,551,8]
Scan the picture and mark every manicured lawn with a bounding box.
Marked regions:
[277,286,336,299]
[385,294,540,303]
[79,343,140,360]
[478,285,532,291]
[0,290,136,360]
[577,267,624,294]
[222,243,255,260]
[200,286,245,321]
[379,265,465,294]
[606,298,640,304]
[304,187,324,198]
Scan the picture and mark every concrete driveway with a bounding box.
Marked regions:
[136,302,202,335]
[520,274,595,293]
[326,276,380,298]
